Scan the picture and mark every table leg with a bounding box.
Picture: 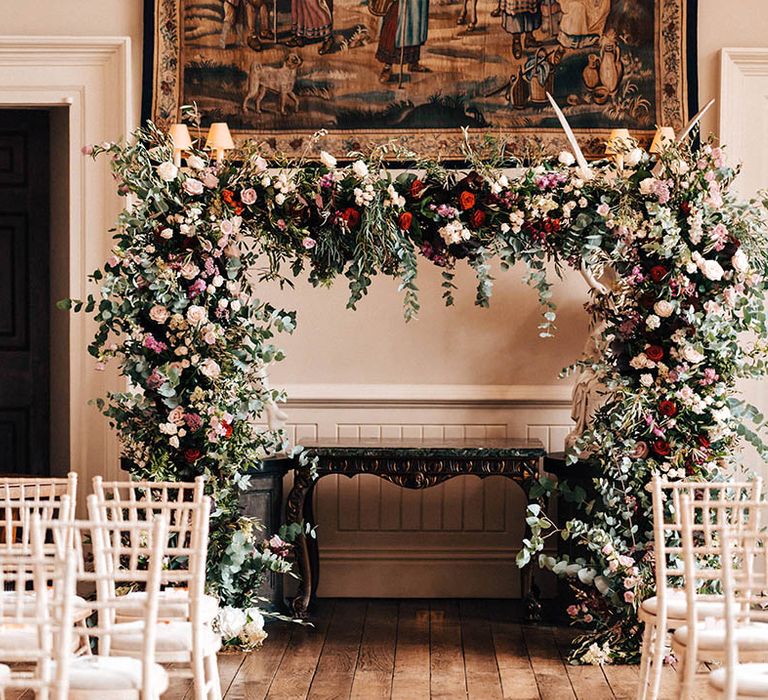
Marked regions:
[286,468,313,618]
[303,480,320,600]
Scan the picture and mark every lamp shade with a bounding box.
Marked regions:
[650,126,675,153]
[605,128,631,154]
[205,122,235,151]
[169,123,193,151]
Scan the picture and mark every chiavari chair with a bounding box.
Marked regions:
[33,510,170,699]
[88,490,221,700]
[637,476,762,700]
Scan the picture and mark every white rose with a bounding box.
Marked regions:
[156,161,178,181]
[149,305,170,324]
[558,151,575,166]
[216,607,246,641]
[625,147,644,167]
[320,150,337,169]
[230,299,241,312]
[681,345,705,364]
[253,156,268,173]
[160,227,173,239]
[186,305,208,325]
[186,155,205,170]
[699,258,724,281]
[180,262,200,280]
[646,314,660,330]
[640,373,654,387]
[732,249,749,274]
[669,159,689,175]
[653,300,674,318]
[352,160,369,178]
[639,178,656,196]
[275,193,286,206]
[213,275,224,287]
[199,358,221,379]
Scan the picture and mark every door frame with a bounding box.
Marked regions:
[0,36,133,491]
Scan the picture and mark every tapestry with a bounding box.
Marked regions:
[143,0,697,158]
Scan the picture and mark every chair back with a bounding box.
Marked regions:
[0,494,75,557]
[650,476,761,611]
[87,487,211,628]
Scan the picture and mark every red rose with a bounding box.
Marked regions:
[658,400,677,417]
[398,211,413,231]
[409,179,425,198]
[222,421,233,439]
[341,207,361,229]
[470,209,486,228]
[697,435,711,449]
[649,265,668,283]
[222,189,244,215]
[645,345,664,362]
[184,448,201,463]
[459,191,476,210]
[652,439,671,457]
[680,201,691,215]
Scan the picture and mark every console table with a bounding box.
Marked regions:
[285,437,547,617]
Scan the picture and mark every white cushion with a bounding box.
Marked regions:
[640,589,725,620]
[114,590,218,623]
[710,663,768,696]
[674,622,768,651]
[0,592,91,617]
[67,655,168,692]
[110,620,221,657]
[0,623,80,658]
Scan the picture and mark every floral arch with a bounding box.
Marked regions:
[68,120,768,663]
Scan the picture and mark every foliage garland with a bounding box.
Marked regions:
[68,122,768,661]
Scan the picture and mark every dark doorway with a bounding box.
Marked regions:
[0,110,50,475]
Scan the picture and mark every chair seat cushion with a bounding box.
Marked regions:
[110,620,221,657]
[0,623,81,659]
[0,591,92,617]
[67,655,168,692]
[114,590,218,623]
[640,589,725,620]
[674,622,768,651]
[710,663,768,696]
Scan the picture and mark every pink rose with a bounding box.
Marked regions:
[597,203,610,217]
[183,178,204,195]
[302,237,316,250]
[201,170,219,188]
[624,591,635,604]
[240,188,257,205]
[81,145,94,156]
[566,605,579,617]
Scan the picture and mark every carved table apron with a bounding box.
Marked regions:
[285,437,547,617]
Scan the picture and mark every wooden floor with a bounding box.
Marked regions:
[5,599,716,699]
[164,599,715,700]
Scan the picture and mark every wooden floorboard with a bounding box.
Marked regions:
[429,600,468,699]
[391,600,431,700]
[459,600,504,700]
[308,599,366,700]
[350,600,398,699]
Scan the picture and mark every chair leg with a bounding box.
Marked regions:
[679,645,697,700]
[649,625,667,700]
[192,650,208,700]
[636,620,654,700]
[205,652,222,700]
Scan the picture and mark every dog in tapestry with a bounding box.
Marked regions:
[242,53,303,114]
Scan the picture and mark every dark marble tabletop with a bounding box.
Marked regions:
[295,437,546,458]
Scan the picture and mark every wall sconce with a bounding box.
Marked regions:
[168,123,192,167]
[650,126,676,154]
[205,122,235,162]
